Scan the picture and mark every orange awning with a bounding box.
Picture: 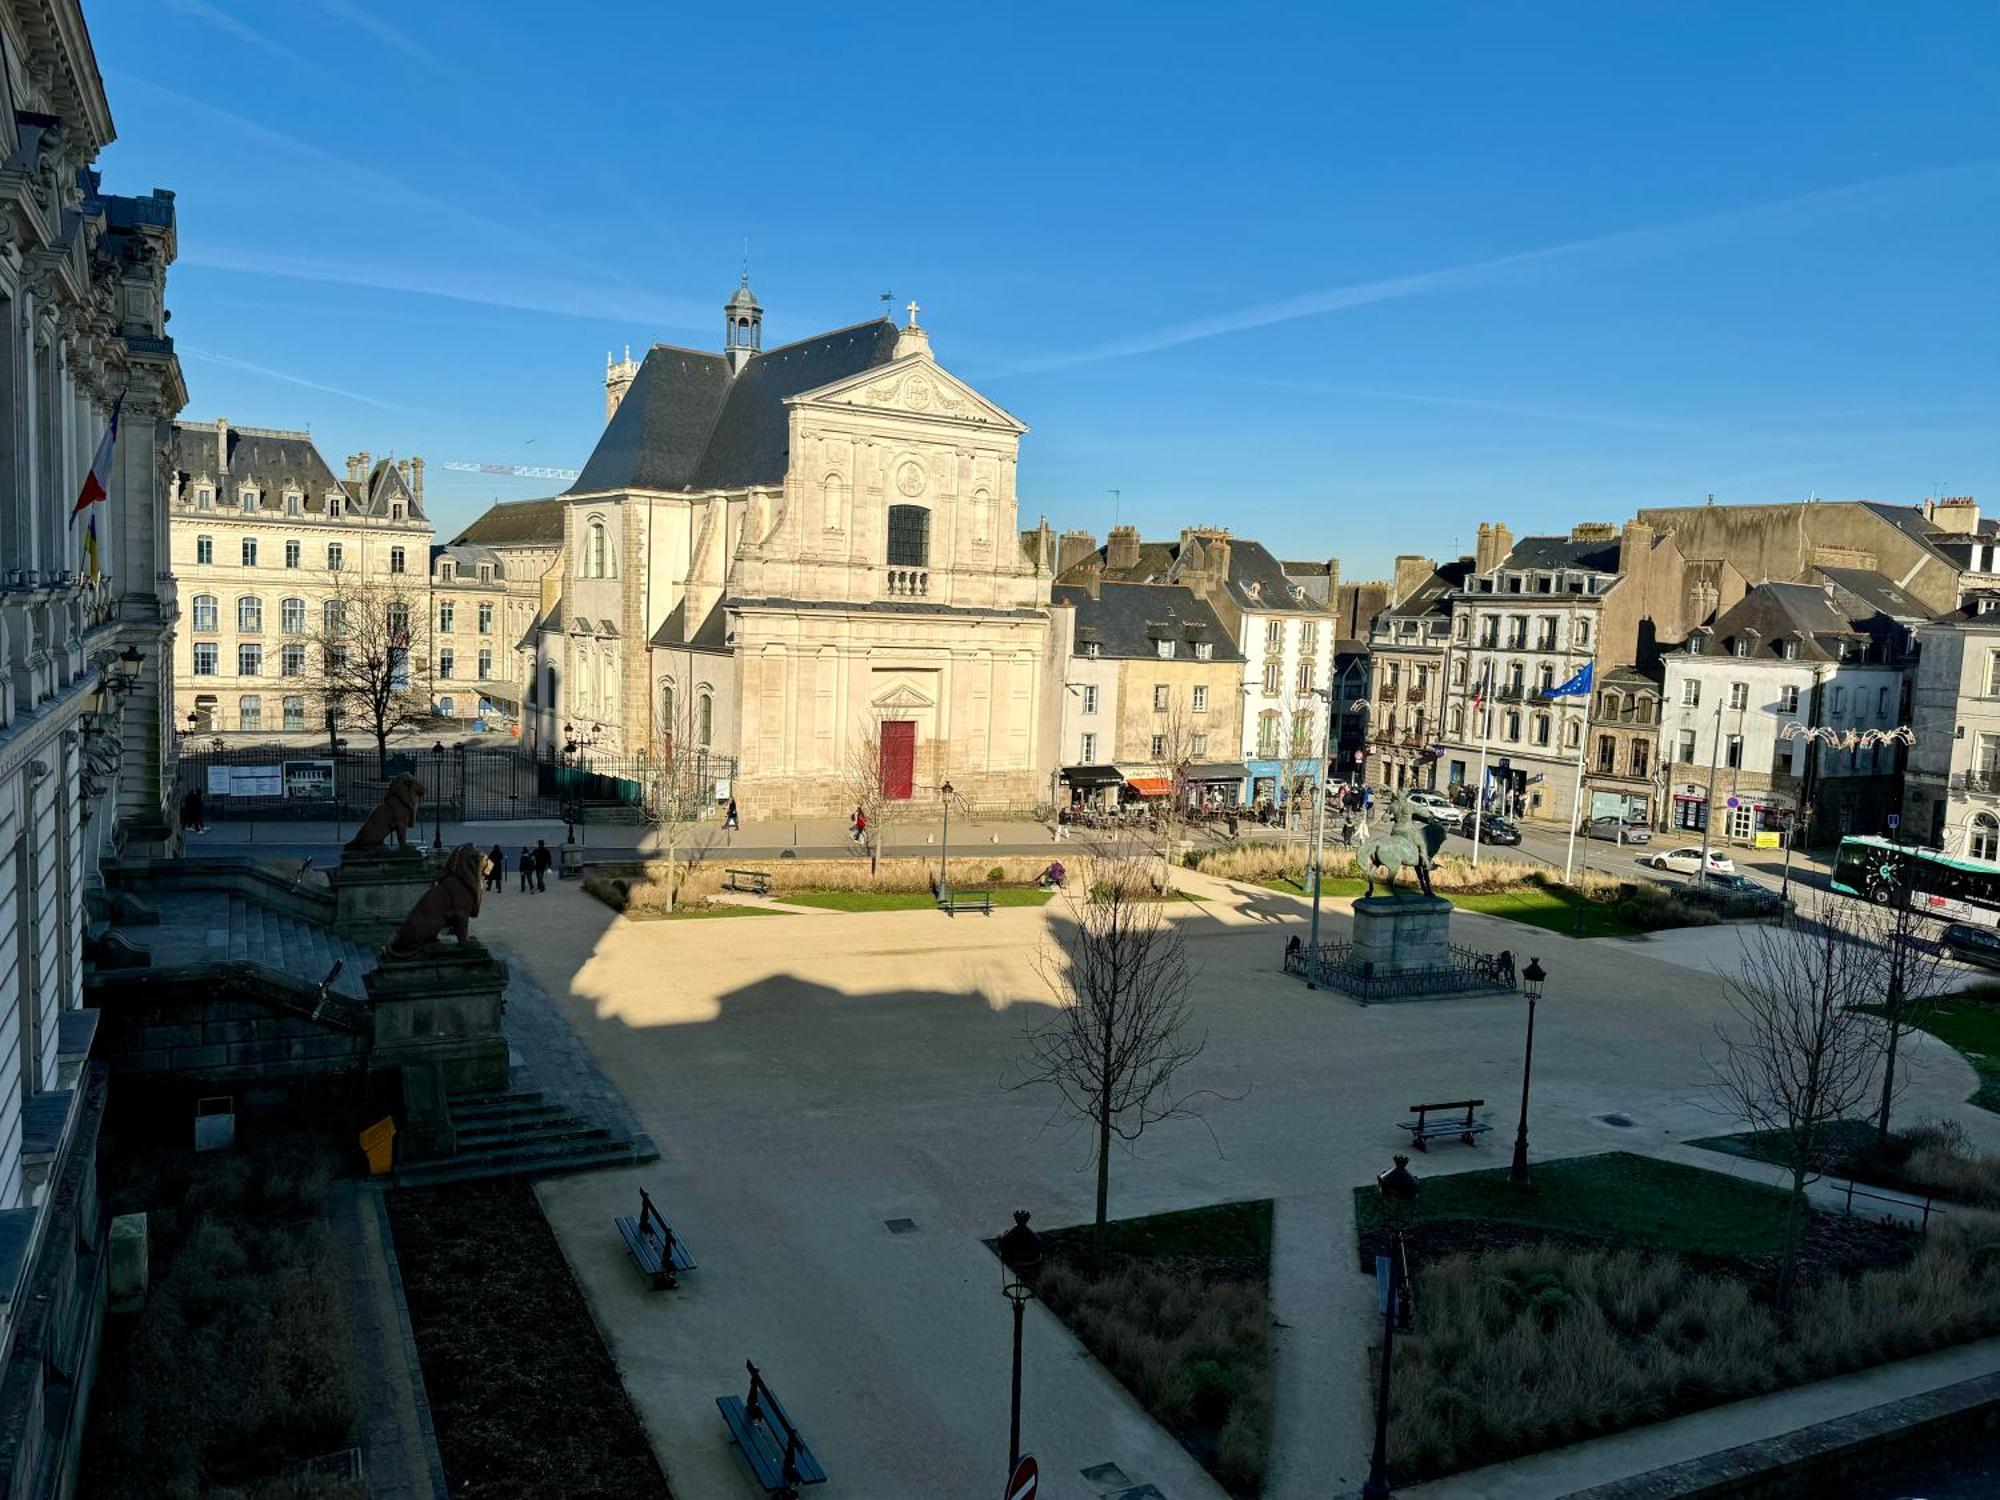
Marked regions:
[1125,777,1173,797]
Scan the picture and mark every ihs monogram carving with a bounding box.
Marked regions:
[903,374,935,410]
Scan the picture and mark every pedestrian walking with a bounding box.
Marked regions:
[486,844,505,893]
[183,786,207,834]
[518,846,533,893]
[851,804,868,845]
[533,838,552,891]
[723,797,739,831]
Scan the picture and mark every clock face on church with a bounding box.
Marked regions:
[895,462,927,498]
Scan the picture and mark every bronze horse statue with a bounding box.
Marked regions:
[1360,790,1448,898]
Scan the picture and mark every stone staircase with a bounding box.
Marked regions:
[389,1085,657,1188]
[208,893,371,999]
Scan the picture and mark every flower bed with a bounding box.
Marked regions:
[1024,1201,1272,1497]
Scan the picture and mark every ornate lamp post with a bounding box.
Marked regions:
[939,780,956,900]
[430,740,447,850]
[1509,958,1547,1187]
[1363,1155,1420,1500]
[997,1210,1041,1478]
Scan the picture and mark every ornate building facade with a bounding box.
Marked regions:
[0,3,185,1492]
[497,285,1055,815]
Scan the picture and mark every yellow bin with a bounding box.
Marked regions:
[360,1115,396,1176]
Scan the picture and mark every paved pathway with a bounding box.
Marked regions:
[1265,1191,1377,1500]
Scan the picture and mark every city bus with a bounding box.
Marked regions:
[1830,836,2000,926]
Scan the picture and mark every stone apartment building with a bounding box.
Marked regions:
[0,3,187,1491]
[1907,591,2000,859]
[168,423,433,736]
[1364,555,1471,794]
[1049,581,1244,806]
[1662,577,1925,842]
[447,496,566,754]
[1054,526,1336,807]
[1584,665,1663,825]
[427,542,528,728]
[1432,520,1715,827]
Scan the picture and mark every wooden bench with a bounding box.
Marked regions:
[939,888,993,916]
[1399,1099,1490,1151]
[615,1188,696,1290]
[725,868,773,896]
[717,1361,826,1498]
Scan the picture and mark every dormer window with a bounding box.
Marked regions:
[284,492,301,516]
[391,503,404,520]
[1782,639,1799,661]
[1734,638,1750,658]
[240,487,258,511]
[478,565,493,583]
[1157,639,1176,660]
[1688,634,1705,655]
[1195,641,1213,661]
[441,561,456,581]
[1083,641,1100,659]
[196,486,213,510]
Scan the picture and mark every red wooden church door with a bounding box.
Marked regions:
[879,720,915,800]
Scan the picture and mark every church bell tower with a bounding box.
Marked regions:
[724,275,762,374]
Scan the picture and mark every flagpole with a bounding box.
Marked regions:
[1472,666,1491,868]
[1561,656,1598,885]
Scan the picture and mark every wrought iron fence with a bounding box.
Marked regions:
[1284,938,1517,1003]
[173,740,724,823]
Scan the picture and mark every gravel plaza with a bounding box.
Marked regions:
[502,869,1989,1500]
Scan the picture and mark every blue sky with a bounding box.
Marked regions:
[91,0,2000,577]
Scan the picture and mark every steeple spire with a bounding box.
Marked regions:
[724,273,762,374]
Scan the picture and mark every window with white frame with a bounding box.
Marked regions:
[1974,812,2000,863]
[281,645,305,677]
[192,595,218,631]
[240,487,258,511]
[439,649,455,679]
[1191,732,1208,756]
[478,602,493,633]
[327,542,344,571]
[193,643,218,676]
[195,486,212,510]
[237,644,262,676]
[1257,710,1279,757]
[1262,660,1281,694]
[1194,641,1212,660]
[1734,638,1750,657]
[1729,681,1748,709]
[1682,680,1701,706]
[1299,621,1319,653]
[196,534,213,565]
[285,493,301,516]
[238,695,262,730]
[1153,684,1169,711]
[282,695,305,730]
[284,538,300,568]
[1080,732,1097,761]
[1193,686,1209,713]
[1264,620,1282,651]
[1779,685,1800,714]
[1296,660,1314,694]
[281,597,305,634]
[1150,734,1166,760]
[1081,684,1098,714]
[1156,638,1176,659]
[1782,639,1799,661]
[478,648,493,678]
[237,596,263,632]
[1678,728,1696,761]
[241,537,258,567]
[390,547,406,574]
[439,602,455,633]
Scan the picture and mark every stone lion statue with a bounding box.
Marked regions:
[384,844,486,958]
[347,773,425,851]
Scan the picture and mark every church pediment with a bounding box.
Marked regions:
[871,680,936,711]
[790,355,1026,435]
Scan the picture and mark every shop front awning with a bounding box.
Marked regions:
[1124,777,1174,797]
[1184,762,1250,783]
[1060,764,1124,789]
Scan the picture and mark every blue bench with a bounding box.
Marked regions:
[615,1188,696,1291]
[717,1361,826,1498]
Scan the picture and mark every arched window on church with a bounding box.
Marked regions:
[698,690,713,749]
[585,519,614,579]
[822,473,847,532]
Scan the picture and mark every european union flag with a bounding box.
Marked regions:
[1548,662,1595,699]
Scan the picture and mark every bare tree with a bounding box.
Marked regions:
[1014,845,1213,1269]
[639,683,724,912]
[310,571,434,766]
[1857,871,1946,1141]
[843,724,905,876]
[1273,694,1322,874]
[1709,895,1883,1307]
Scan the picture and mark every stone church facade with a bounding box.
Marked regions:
[497,284,1054,816]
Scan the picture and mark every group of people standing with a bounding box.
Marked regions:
[485,840,554,894]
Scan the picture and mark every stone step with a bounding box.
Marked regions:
[447,1086,545,1108]
[454,1118,609,1149]
[390,1137,645,1189]
[446,1094,552,1122]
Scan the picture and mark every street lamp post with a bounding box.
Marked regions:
[1509,958,1548,1187]
[997,1210,1041,1477]
[1305,688,1339,988]
[1363,1155,1421,1500]
[939,780,956,899]
[430,740,446,851]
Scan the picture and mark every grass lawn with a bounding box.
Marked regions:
[1448,884,1641,939]
[1352,1150,1792,1260]
[1027,1201,1272,1497]
[1886,993,2000,1113]
[1260,873,1369,899]
[1691,1120,1881,1172]
[623,902,783,921]
[787,887,1056,912]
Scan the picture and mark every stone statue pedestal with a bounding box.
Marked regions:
[364,940,509,1157]
[329,847,434,944]
[1350,894,1455,977]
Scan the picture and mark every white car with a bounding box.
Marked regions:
[1405,791,1465,831]
[1650,846,1736,877]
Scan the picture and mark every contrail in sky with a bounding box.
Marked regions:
[181,346,408,412]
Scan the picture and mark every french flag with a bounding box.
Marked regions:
[71,393,122,516]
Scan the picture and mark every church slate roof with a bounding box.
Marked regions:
[454,496,567,547]
[570,318,902,496]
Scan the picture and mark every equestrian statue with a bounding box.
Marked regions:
[1359,789,1448,899]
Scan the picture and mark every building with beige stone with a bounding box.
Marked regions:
[427,541,529,730]
[1364,555,1471,794]
[167,422,432,736]
[495,283,1055,814]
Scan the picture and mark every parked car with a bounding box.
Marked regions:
[1684,871,1788,917]
[1582,815,1652,845]
[1456,814,1522,846]
[1934,922,2000,971]
[1650,846,1736,877]
[1405,790,1467,832]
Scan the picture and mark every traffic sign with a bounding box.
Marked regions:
[1726,797,1739,809]
[1886,813,1900,830]
[1005,1455,1039,1500]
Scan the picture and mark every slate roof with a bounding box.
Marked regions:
[1497,535,1622,573]
[430,542,505,581]
[1812,567,1935,624]
[570,319,902,495]
[1698,582,1873,663]
[1055,536,1323,614]
[1384,559,1474,619]
[454,496,567,547]
[1052,582,1244,660]
[649,598,729,652]
[171,422,348,517]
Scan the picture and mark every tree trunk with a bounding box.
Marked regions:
[1779,1166,1809,1312]
[1093,1001,1115,1273]
[1877,1014,1902,1141]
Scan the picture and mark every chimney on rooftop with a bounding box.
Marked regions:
[1392,554,1432,606]
[1475,522,1513,574]
[1106,525,1141,573]
[411,456,425,507]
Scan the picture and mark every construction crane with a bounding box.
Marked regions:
[440,460,581,482]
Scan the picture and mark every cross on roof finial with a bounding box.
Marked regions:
[906,299,920,328]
